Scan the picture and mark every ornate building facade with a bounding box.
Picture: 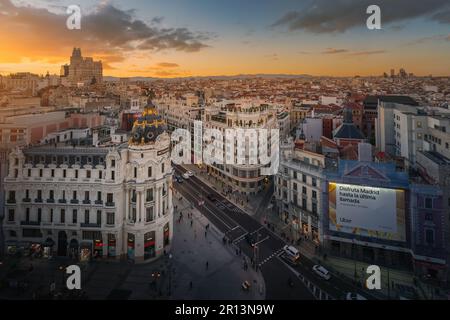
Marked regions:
[2,101,173,263]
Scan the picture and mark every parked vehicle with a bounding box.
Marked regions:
[206,193,217,201]
[312,265,331,280]
[175,176,183,183]
[182,173,190,179]
[186,171,194,177]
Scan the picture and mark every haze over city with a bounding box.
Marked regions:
[1,0,450,77]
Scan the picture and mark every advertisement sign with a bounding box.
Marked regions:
[329,182,406,241]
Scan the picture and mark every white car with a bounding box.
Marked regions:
[283,245,300,261]
[312,265,331,280]
[182,173,190,179]
[346,292,367,300]
[186,170,194,177]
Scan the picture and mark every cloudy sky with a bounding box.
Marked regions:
[0,0,449,77]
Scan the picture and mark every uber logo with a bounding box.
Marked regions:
[66,5,81,30]
[366,5,381,30]
[66,265,81,290]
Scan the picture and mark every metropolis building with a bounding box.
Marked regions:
[2,101,173,263]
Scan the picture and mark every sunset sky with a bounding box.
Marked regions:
[0,0,449,77]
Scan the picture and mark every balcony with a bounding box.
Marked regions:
[23,198,31,203]
[46,199,55,203]
[6,199,16,204]
[105,202,115,207]
[82,200,91,205]
[94,200,103,205]
[70,199,79,204]
[20,221,40,226]
[58,199,67,204]
[80,223,101,228]
[34,198,43,203]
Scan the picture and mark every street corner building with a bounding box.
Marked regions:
[2,100,174,263]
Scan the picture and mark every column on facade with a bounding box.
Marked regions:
[125,188,129,221]
[139,190,145,223]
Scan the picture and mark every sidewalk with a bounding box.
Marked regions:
[170,190,265,299]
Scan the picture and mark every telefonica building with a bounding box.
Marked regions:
[3,100,173,263]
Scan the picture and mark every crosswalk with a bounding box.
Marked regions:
[216,201,242,213]
[258,248,284,267]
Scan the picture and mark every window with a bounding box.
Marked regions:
[84,191,90,201]
[293,172,297,179]
[8,209,14,222]
[312,190,317,199]
[312,177,317,187]
[73,191,77,200]
[107,193,114,203]
[425,198,433,209]
[25,189,29,199]
[302,186,307,195]
[134,167,137,178]
[72,210,77,223]
[98,171,102,179]
[86,170,91,178]
[50,209,53,223]
[111,171,115,181]
[146,189,153,202]
[107,212,115,225]
[293,183,297,191]
[111,159,116,168]
[37,190,42,200]
[97,191,102,201]
[312,203,317,214]
[148,167,152,177]
[39,169,43,177]
[37,209,42,223]
[62,190,66,200]
[161,163,165,173]
[84,210,90,223]
[60,209,65,223]
[302,175,307,183]
[51,169,54,177]
[26,208,30,221]
[28,169,31,177]
[97,211,102,225]
[8,190,15,202]
[425,229,434,245]
[146,207,154,222]
[63,169,66,178]
[49,190,54,200]
[75,170,78,178]
[302,199,307,209]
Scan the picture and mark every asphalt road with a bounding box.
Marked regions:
[173,165,377,300]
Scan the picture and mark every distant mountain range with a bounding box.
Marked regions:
[103,74,313,82]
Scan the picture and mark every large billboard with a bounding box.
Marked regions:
[328,182,406,241]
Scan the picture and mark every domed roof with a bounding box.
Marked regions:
[129,98,167,145]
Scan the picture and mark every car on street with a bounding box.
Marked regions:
[283,245,300,261]
[175,176,183,183]
[182,173,190,179]
[186,170,194,177]
[206,193,217,202]
[346,292,367,300]
[312,265,331,280]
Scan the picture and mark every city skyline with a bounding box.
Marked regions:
[1,0,450,78]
